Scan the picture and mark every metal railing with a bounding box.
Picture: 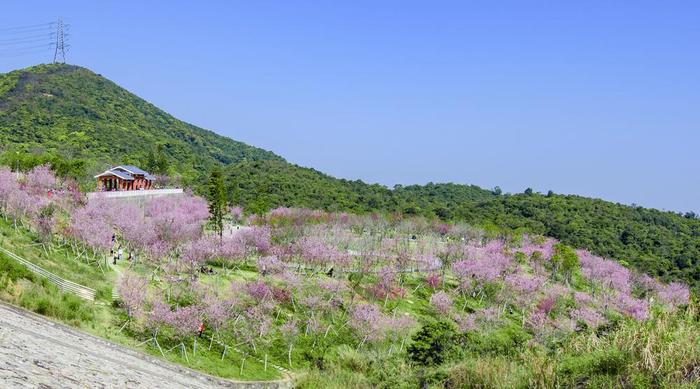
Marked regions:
[0,247,97,301]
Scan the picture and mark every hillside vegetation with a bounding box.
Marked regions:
[0,63,282,183]
[0,166,697,387]
[1,63,699,292]
[224,160,700,290]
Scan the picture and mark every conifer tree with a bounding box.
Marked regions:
[208,167,226,239]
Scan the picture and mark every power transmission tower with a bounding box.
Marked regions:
[53,18,67,63]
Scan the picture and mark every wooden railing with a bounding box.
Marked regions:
[0,247,97,301]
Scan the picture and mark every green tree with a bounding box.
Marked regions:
[207,167,227,239]
[407,321,459,366]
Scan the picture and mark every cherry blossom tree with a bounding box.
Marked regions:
[25,164,57,195]
[118,271,149,329]
[430,291,453,315]
[280,320,299,368]
[349,303,386,348]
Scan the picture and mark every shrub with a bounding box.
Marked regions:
[407,321,459,366]
[0,252,35,284]
[558,348,629,385]
[465,323,531,356]
[446,357,529,389]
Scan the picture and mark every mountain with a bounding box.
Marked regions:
[0,63,283,182]
[1,63,699,290]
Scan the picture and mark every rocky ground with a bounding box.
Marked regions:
[0,303,288,388]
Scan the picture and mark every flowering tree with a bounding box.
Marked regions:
[118,271,149,329]
[145,194,209,247]
[168,305,202,361]
[25,164,57,195]
[657,282,690,309]
[69,198,114,259]
[430,291,453,315]
[280,320,299,368]
[229,206,244,224]
[256,255,286,275]
[0,167,20,216]
[349,303,386,348]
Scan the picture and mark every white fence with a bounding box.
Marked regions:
[86,188,184,200]
[0,247,97,301]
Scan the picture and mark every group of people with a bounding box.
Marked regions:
[110,234,133,265]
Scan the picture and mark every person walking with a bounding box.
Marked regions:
[117,247,123,261]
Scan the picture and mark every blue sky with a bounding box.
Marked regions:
[1,1,699,213]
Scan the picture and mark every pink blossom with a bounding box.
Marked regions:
[578,250,631,294]
[118,271,149,319]
[349,303,386,342]
[425,273,440,289]
[573,291,593,306]
[570,307,606,329]
[615,293,649,321]
[257,256,286,275]
[246,280,271,301]
[168,305,201,338]
[25,164,57,195]
[430,291,453,314]
[504,273,544,294]
[453,313,477,332]
[229,206,244,222]
[657,282,690,308]
[146,297,174,332]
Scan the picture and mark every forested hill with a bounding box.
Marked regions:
[0,63,283,181]
[0,63,698,290]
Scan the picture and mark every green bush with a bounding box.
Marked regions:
[407,321,459,366]
[16,278,95,325]
[558,348,630,385]
[0,252,35,284]
[465,323,531,356]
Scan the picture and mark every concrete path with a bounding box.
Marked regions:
[0,302,289,388]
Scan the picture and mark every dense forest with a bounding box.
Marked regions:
[1,63,699,290]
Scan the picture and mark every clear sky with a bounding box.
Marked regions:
[1,1,699,213]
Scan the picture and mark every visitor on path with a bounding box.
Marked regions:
[127,252,132,262]
[198,322,205,338]
[118,247,123,261]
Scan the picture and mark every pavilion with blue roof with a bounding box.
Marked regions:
[94,165,156,191]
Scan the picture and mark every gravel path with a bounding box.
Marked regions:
[0,302,289,388]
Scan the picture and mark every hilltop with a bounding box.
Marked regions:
[0,63,283,181]
[0,63,699,291]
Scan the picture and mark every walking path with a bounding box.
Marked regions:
[0,302,291,388]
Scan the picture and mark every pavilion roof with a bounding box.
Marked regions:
[94,165,156,181]
[94,169,134,180]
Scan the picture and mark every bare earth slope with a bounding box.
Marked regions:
[0,302,287,388]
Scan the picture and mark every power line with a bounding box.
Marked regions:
[0,22,55,32]
[0,32,55,43]
[0,21,64,63]
[0,26,55,36]
[0,43,55,53]
[0,37,55,46]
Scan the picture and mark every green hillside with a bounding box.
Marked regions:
[1,63,698,290]
[223,160,700,288]
[0,63,283,182]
